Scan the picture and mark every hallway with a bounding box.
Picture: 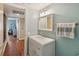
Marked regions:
[3,36,24,56]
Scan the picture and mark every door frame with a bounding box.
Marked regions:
[6,16,19,41]
[6,15,27,56]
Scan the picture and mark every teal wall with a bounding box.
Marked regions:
[38,3,79,56]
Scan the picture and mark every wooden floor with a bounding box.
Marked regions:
[3,36,24,56]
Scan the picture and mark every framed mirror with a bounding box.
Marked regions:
[39,14,53,31]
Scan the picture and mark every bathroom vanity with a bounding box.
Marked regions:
[29,35,55,56]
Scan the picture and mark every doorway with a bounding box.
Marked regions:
[7,17,19,40]
[4,4,25,56]
[4,16,25,56]
[3,17,19,56]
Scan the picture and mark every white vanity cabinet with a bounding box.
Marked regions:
[29,35,55,56]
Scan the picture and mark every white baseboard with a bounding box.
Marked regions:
[0,43,3,56]
[1,41,8,56]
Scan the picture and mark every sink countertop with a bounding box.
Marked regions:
[29,35,55,45]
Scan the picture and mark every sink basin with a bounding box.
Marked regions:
[34,35,45,39]
[29,35,55,45]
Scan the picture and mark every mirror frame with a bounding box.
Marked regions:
[38,14,54,31]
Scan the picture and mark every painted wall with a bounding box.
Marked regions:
[38,3,79,56]
[25,9,39,36]
[0,4,4,45]
[0,4,4,55]
[25,8,39,55]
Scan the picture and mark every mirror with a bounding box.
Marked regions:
[39,14,53,31]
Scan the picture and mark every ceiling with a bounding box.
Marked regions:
[4,3,51,16]
[14,3,51,11]
[4,4,25,17]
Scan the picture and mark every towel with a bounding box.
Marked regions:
[56,23,75,39]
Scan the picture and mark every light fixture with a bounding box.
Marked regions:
[16,14,19,16]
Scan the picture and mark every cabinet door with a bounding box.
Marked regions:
[19,17,25,40]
